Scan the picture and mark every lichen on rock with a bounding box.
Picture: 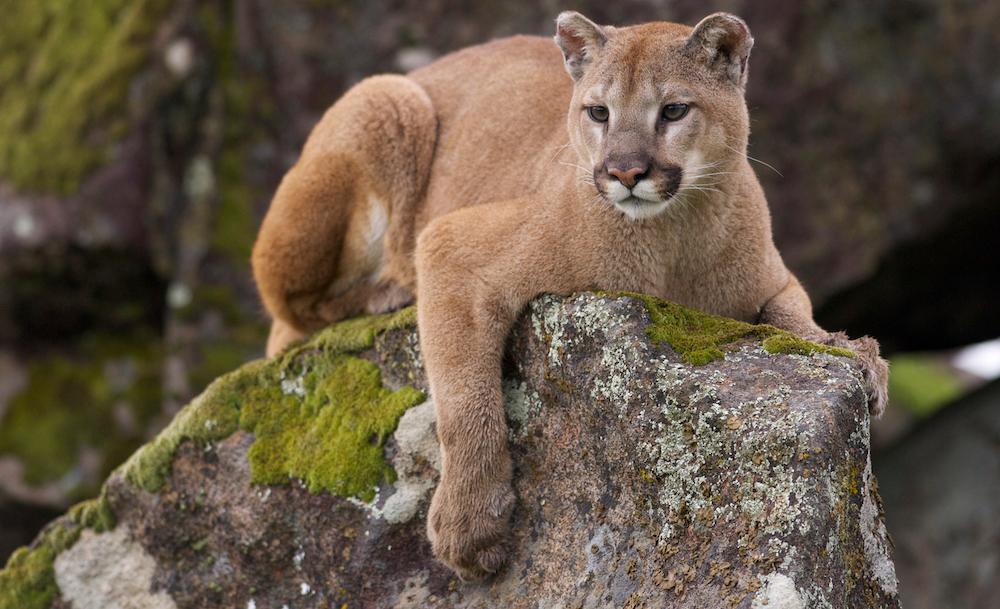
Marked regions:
[54,527,176,609]
[353,399,440,523]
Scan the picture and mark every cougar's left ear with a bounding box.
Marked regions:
[554,11,608,82]
[686,13,754,88]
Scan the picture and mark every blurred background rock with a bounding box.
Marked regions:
[0,1,997,606]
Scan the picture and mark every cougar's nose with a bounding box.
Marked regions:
[606,162,649,188]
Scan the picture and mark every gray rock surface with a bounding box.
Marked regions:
[877,379,1000,609]
[6,293,899,608]
[54,528,175,609]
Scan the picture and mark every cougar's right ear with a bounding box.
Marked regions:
[554,11,608,82]
[686,13,754,88]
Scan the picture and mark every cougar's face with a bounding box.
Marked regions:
[556,14,753,220]
[574,74,708,220]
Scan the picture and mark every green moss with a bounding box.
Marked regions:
[0,520,80,609]
[0,335,163,493]
[0,482,120,609]
[286,306,417,360]
[761,334,855,359]
[628,292,853,364]
[0,0,171,193]
[121,362,253,491]
[67,487,116,533]
[888,354,963,417]
[0,544,58,609]
[122,307,421,501]
[240,355,424,501]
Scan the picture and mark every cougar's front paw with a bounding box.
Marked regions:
[852,336,889,418]
[426,476,516,581]
[825,332,889,418]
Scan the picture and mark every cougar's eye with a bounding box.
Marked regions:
[661,103,690,122]
[587,105,609,123]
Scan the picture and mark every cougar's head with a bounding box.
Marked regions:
[555,12,753,220]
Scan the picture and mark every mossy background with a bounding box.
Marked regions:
[0,335,162,492]
[0,0,276,563]
[0,1,998,606]
[0,0,171,194]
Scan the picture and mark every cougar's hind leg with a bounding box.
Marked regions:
[252,75,437,353]
[364,280,416,315]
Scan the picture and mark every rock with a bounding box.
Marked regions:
[0,293,899,609]
[876,379,1000,609]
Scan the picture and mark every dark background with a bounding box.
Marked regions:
[1,1,997,607]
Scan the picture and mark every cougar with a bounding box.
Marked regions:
[251,11,889,580]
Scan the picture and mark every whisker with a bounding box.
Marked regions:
[687,160,724,169]
[548,143,572,163]
[680,186,722,196]
[670,191,695,217]
[688,171,737,179]
[558,160,592,174]
[723,142,783,176]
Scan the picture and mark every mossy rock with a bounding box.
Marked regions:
[0,306,422,608]
[121,306,423,501]
[0,492,113,609]
[631,292,853,364]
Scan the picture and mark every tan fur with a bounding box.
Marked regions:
[251,12,889,580]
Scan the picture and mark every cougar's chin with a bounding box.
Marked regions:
[613,196,671,220]
[601,180,672,220]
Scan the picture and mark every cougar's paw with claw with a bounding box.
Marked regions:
[426,475,516,581]
[825,332,889,417]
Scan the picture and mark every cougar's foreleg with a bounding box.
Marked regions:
[414,198,583,579]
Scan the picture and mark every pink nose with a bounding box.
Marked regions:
[607,166,645,188]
